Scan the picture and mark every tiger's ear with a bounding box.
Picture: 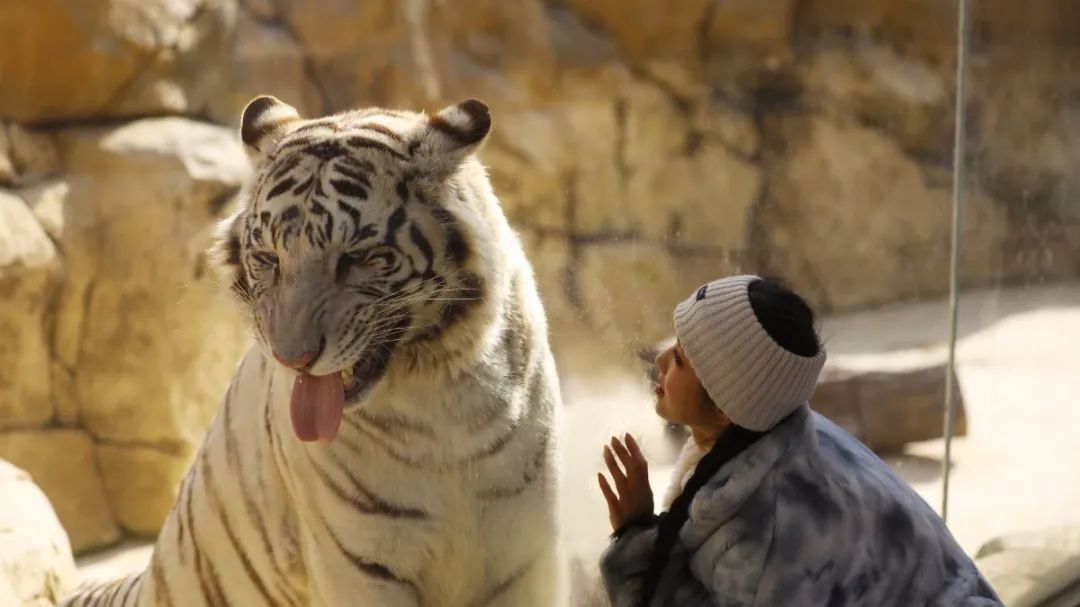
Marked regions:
[415,98,491,175]
[240,95,302,168]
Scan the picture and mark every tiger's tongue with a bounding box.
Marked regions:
[289,373,344,442]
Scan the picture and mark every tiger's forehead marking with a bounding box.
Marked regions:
[245,123,428,254]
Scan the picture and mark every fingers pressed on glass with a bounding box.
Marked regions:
[603,446,628,492]
[597,473,617,506]
[624,434,646,471]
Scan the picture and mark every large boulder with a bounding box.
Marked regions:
[754,115,1009,312]
[977,526,1080,607]
[811,362,967,453]
[0,460,76,607]
[0,430,118,553]
[266,0,556,114]
[0,123,59,187]
[0,191,59,430]
[0,0,237,124]
[45,117,251,534]
[799,42,951,157]
[554,0,711,64]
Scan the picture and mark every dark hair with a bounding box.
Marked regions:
[747,277,821,357]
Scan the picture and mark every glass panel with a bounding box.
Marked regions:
[923,0,1080,591]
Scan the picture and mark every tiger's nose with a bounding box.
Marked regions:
[274,350,318,370]
[272,338,325,371]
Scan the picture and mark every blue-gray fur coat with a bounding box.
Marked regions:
[600,406,1002,606]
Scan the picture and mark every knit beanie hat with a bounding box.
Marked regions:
[673,275,827,431]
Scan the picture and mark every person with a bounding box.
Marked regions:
[596,275,1002,606]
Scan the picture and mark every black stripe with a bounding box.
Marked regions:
[183,474,200,568]
[291,176,314,195]
[313,450,429,519]
[355,407,434,438]
[291,119,338,134]
[117,575,141,606]
[408,225,434,271]
[340,157,376,174]
[330,178,368,200]
[396,179,409,203]
[296,139,347,160]
[193,534,228,606]
[267,177,297,200]
[480,430,551,500]
[322,209,335,243]
[225,236,241,265]
[354,223,378,243]
[357,122,404,142]
[385,207,407,248]
[337,199,362,228]
[335,165,373,189]
[320,516,421,596]
[338,417,430,470]
[472,558,535,607]
[174,473,192,558]
[346,136,407,160]
[201,453,281,606]
[222,374,297,603]
[151,555,175,607]
[430,207,470,265]
[270,155,303,180]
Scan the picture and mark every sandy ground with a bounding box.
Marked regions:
[76,284,1080,595]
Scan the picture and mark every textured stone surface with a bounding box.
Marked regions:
[0,460,76,606]
[755,115,1009,311]
[17,179,68,246]
[0,430,119,553]
[0,0,236,123]
[54,117,250,446]
[12,117,253,538]
[0,191,59,430]
[976,525,1080,607]
[812,363,967,453]
[576,242,739,356]
[96,444,191,536]
[555,0,711,63]
[0,123,59,187]
[800,43,951,156]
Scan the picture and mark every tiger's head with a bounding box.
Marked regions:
[211,95,505,442]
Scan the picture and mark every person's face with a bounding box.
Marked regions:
[653,341,724,427]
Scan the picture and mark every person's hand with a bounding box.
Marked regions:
[597,433,654,532]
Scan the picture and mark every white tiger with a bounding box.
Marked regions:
[60,95,563,606]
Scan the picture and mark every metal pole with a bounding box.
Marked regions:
[942,0,972,524]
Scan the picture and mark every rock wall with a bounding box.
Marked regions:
[1,0,1078,552]
[0,115,250,551]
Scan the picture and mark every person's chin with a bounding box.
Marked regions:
[654,399,672,422]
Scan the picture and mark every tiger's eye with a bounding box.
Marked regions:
[336,251,366,281]
[253,251,279,267]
